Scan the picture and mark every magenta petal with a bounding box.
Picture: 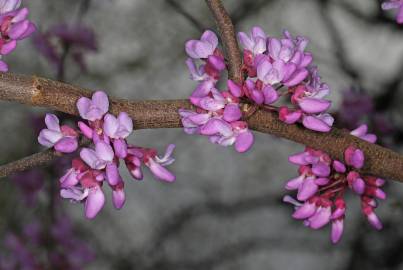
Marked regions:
[333,160,346,173]
[350,124,367,137]
[201,30,218,48]
[331,207,345,220]
[44,114,61,131]
[0,40,16,55]
[148,159,175,182]
[76,97,91,119]
[228,80,242,97]
[367,212,383,230]
[0,60,8,72]
[92,91,109,115]
[293,202,316,219]
[288,151,310,165]
[298,98,331,114]
[311,162,330,177]
[262,85,279,105]
[113,139,128,159]
[188,113,210,125]
[302,115,331,132]
[309,206,331,229]
[103,114,119,138]
[361,134,377,143]
[283,69,308,87]
[54,137,78,153]
[297,178,318,201]
[78,121,93,139]
[315,177,329,186]
[18,22,36,39]
[8,20,29,39]
[191,80,214,98]
[80,148,104,170]
[199,96,225,111]
[223,104,242,122]
[95,141,114,162]
[112,188,125,209]
[59,169,79,188]
[285,175,305,190]
[200,119,233,137]
[235,131,254,153]
[106,163,120,186]
[352,178,365,195]
[207,55,225,71]
[345,146,364,169]
[117,112,133,138]
[331,219,344,244]
[251,89,264,104]
[84,187,105,219]
[11,7,28,23]
[38,129,62,147]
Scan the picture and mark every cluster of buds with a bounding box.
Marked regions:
[38,91,176,219]
[180,27,332,153]
[179,30,254,153]
[283,124,386,244]
[0,0,36,71]
[382,0,403,24]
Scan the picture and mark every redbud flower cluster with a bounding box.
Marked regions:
[0,0,36,71]
[38,91,176,219]
[180,27,333,153]
[283,124,386,244]
[180,30,254,153]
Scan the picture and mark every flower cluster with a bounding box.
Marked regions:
[283,124,386,244]
[0,0,36,71]
[179,30,254,153]
[0,218,94,269]
[38,91,176,219]
[180,27,332,153]
[382,0,403,24]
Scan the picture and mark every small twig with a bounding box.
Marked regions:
[0,148,61,178]
[0,138,89,179]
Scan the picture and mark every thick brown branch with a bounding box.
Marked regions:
[205,0,243,83]
[1,72,403,183]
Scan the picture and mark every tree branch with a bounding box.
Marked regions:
[2,0,403,183]
[1,72,403,182]
[0,148,61,178]
[205,0,243,83]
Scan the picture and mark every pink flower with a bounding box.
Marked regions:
[77,91,109,121]
[143,144,176,182]
[185,30,218,59]
[0,3,36,71]
[284,126,386,244]
[38,114,79,153]
[80,141,120,186]
[103,112,133,139]
[256,58,286,85]
[238,26,267,55]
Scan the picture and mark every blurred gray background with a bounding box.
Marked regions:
[1,0,403,269]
